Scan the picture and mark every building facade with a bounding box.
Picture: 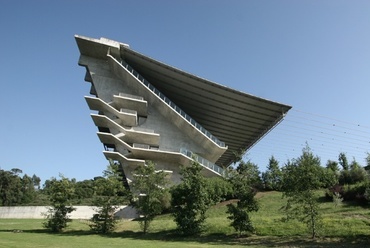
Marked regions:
[75,35,291,186]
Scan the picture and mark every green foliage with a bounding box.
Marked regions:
[365,152,370,171]
[338,152,349,171]
[281,146,324,239]
[171,160,212,235]
[226,203,255,236]
[321,167,339,188]
[341,181,370,202]
[205,177,233,203]
[0,169,22,206]
[234,160,263,190]
[226,160,259,236]
[262,156,282,191]
[326,160,339,172]
[73,179,95,205]
[332,192,343,207]
[43,175,76,232]
[3,191,370,247]
[339,164,368,185]
[364,185,370,203]
[231,148,244,165]
[89,161,128,234]
[131,161,169,234]
[0,168,41,206]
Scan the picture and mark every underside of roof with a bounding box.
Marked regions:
[76,35,292,168]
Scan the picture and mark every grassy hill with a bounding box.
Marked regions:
[1,191,370,247]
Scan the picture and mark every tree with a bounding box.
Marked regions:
[324,160,340,188]
[131,161,169,234]
[89,160,128,234]
[232,149,244,165]
[350,159,367,184]
[338,152,349,171]
[281,146,324,239]
[32,174,41,190]
[171,160,212,235]
[262,156,282,191]
[326,160,339,172]
[339,158,367,185]
[0,168,22,206]
[43,175,75,232]
[0,168,42,206]
[21,174,37,204]
[74,179,95,205]
[235,160,262,189]
[226,162,259,236]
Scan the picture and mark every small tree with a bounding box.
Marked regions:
[171,160,212,235]
[131,161,169,234]
[332,192,343,207]
[281,146,324,239]
[338,152,349,171]
[89,160,128,234]
[226,161,259,236]
[262,156,282,191]
[43,175,75,232]
[235,160,262,189]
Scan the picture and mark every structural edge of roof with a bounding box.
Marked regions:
[75,35,292,167]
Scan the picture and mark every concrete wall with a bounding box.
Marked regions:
[78,54,223,189]
[0,206,137,219]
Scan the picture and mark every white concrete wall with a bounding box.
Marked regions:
[79,55,222,188]
[0,206,137,219]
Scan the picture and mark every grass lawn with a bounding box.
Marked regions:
[1,191,370,247]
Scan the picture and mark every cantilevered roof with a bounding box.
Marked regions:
[76,35,292,167]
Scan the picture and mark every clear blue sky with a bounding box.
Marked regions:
[1,0,370,183]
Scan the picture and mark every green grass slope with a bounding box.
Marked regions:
[1,191,369,247]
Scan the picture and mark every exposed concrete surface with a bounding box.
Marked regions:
[0,206,137,219]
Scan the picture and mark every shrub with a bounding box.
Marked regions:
[43,176,75,232]
[342,182,369,203]
[171,161,212,235]
[89,161,127,234]
[205,177,233,203]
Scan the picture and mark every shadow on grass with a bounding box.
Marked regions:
[2,228,370,247]
[0,228,94,236]
[252,235,370,248]
[55,229,370,247]
[113,231,370,247]
[342,200,370,209]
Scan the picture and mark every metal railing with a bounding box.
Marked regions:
[180,148,224,175]
[120,60,225,147]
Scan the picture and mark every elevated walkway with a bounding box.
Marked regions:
[98,132,188,164]
[113,93,147,116]
[85,96,138,126]
[91,114,159,146]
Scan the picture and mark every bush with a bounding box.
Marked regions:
[342,182,369,203]
[339,167,368,185]
[171,161,212,235]
[205,177,234,203]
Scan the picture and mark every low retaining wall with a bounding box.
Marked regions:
[0,206,137,219]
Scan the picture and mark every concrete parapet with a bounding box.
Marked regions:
[0,206,137,220]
